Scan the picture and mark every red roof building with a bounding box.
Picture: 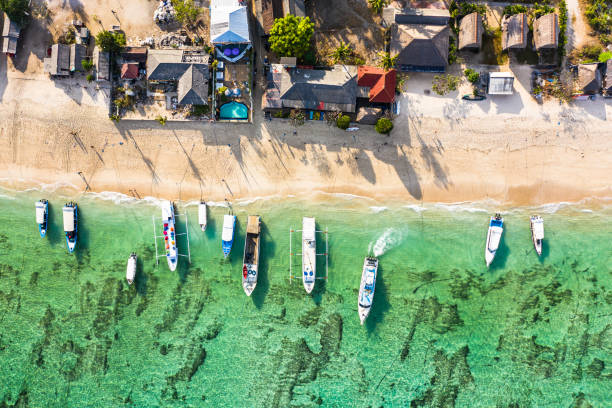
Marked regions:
[121,62,139,79]
[357,66,396,103]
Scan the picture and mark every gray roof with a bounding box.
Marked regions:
[605,60,612,92]
[146,49,210,81]
[264,64,358,112]
[533,13,559,50]
[282,0,305,17]
[70,44,86,72]
[458,12,482,50]
[177,65,210,105]
[502,13,528,50]
[94,46,110,81]
[383,6,450,27]
[2,12,20,37]
[391,23,449,69]
[44,44,71,76]
[578,63,601,94]
[1,36,17,54]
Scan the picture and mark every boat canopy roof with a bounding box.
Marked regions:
[302,217,315,240]
[222,214,235,241]
[490,218,503,228]
[35,204,46,223]
[246,215,260,234]
[533,220,544,239]
[198,202,207,224]
[161,201,174,220]
[63,206,75,231]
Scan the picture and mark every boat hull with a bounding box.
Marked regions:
[63,204,78,253]
[162,201,178,271]
[222,215,236,258]
[242,216,261,296]
[358,257,378,325]
[358,306,371,325]
[485,217,503,267]
[39,224,47,238]
[36,200,48,238]
[126,254,137,285]
[302,217,316,294]
[199,202,207,232]
[530,216,544,256]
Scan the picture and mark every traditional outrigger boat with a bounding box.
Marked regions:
[126,253,137,285]
[485,214,503,267]
[198,201,207,232]
[302,217,316,293]
[162,201,178,271]
[35,199,48,238]
[62,202,78,253]
[358,257,378,325]
[530,215,544,256]
[242,215,261,296]
[222,214,236,258]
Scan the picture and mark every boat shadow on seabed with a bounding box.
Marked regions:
[252,221,272,309]
[489,232,510,271]
[365,264,390,334]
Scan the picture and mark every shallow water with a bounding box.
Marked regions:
[0,190,610,407]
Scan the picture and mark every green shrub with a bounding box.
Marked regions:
[336,114,350,130]
[86,73,94,82]
[191,104,210,116]
[172,0,201,27]
[448,36,457,65]
[378,51,398,70]
[155,115,167,126]
[464,68,480,84]
[599,51,612,62]
[1,0,30,26]
[95,30,126,53]
[313,111,321,120]
[81,59,94,71]
[450,1,486,19]
[211,60,218,70]
[109,114,121,122]
[533,2,555,19]
[503,4,527,16]
[290,109,305,126]
[558,0,568,56]
[585,0,612,33]
[217,86,228,95]
[375,117,393,134]
[432,74,460,95]
[269,15,314,60]
[580,44,603,62]
[368,0,386,14]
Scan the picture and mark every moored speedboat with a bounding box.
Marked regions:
[485,213,503,267]
[302,217,316,293]
[530,215,544,256]
[126,253,137,285]
[358,257,378,325]
[162,201,178,271]
[222,214,236,258]
[198,201,207,232]
[62,202,78,253]
[242,215,261,296]
[36,199,48,238]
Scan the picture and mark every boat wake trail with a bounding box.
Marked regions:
[368,228,405,257]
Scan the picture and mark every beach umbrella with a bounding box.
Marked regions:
[232,48,239,56]
[224,48,232,56]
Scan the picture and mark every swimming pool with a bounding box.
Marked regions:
[219,101,248,120]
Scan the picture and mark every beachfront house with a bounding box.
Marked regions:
[69,44,86,72]
[94,46,110,82]
[577,63,602,95]
[357,66,397,104]
[254,0,306,36]
[146,49,210,106]
[44,44,70,76]
[263,64,358,112]
[533,13,559,51]
[120,47,147,80]
[1,12,20,57]
[382,4,451,72]
[458,12,483,50]
[501,13,528,51]
[487,72,515,95]
[210,0,251,62]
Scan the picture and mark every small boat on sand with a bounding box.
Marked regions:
[485,213,503,267]
[36,199,48,238]
[222,214,236,258]
[358,257,378,325]
[162,201,178,271]
[126,253,137,285]
[198,201,207,232]
[62,202,78,253]
[302,217,316,293]
[530,215,544,256]
[242,215,261,296]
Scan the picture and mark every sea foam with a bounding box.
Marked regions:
[368,228,405,257]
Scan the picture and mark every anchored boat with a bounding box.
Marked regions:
[358,257,378,325]
[35,199,48,238]
[222,214,236,258]
[198,201,207,232]
[62,202,78,253]
[242,215,261,296]
[302,217,316,293]
[162,201,178,271]
[530,215,544,256]
[126,253,137,285]
[485,213,504,267]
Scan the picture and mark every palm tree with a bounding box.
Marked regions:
[330,42,353,64]
[368,0,387,14]
[378,51,398,70]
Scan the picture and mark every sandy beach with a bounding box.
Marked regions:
[0,50,611,206]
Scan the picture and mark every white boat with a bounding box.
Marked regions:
[485,213,504,267]
[530,215,544,256]
[162,201,178,271]
[198,201,207,232]
[302,217,316,293]
[222,214,236,258]
[358,257,378,325]
[36,199,48,238]
[62,202,78,253]
[126,253,137,285]
[242,215,261,296]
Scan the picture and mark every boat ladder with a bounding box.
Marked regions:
[288,226,329,284]
[152,207,192,268]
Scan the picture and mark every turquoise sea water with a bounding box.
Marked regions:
[0,189,610,407]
